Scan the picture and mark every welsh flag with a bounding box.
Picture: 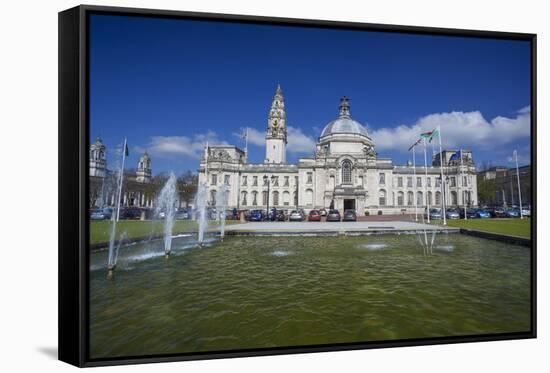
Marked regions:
[408,138,421,151]
[420,129,439,143]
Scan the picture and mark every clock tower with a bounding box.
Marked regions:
[265,84,287,164]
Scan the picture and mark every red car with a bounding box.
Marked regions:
[308,210,321,221]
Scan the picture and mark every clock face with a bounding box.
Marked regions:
[272,120,279,128]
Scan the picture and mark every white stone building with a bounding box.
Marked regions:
[198,86,478,215]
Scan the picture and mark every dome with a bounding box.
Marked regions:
[320,97,369,137]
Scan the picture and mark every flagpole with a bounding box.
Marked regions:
[413,146,417,221]
[460,149,467,220]
[423,138,430,223]
[438,125,447,225]
[515,150,524,219]
[115,138,127,222]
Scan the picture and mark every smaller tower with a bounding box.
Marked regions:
[89,137,107,177]
[265,84,287,164]
[136,152,152,183]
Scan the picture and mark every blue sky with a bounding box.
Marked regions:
[89,14,531,175]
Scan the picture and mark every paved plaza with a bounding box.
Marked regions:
[225,220,458,236]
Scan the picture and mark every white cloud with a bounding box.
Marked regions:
[234,126,316,154]
[135,131,228,159]
[371,106,530,152]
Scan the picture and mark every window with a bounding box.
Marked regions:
[283,191,290,206]
[293,191,298,206]
[307,172,313,184]
[417,191,423,206]
[263,176,268,186]
[451,191,457,205]
[407,191,414,206]
[435,177,441,187]
[379,173,386,185]
[379,190,387,206]
[210,190,217,205]
[359,176,364,187]
[224,175,230,185]
[252,176,258,186]
[407,177,412,187]
[417,177,422,187]
[397,177,403,187]
[252,191,258,206]
[211,174,217,185]
[284,176,289,186]
[397,191,404,206]
[427,191,433,206]
[273,176,279,186]
[342,160,352,184]
[273,191,279,205]
[262,191,268,205]
[450,177,456,187]
[241,191,247,206]
[463,176,468,186]
[242,176,247,186]
[435,191,441,205]
[305,189,313,206]
[427,177,431,187]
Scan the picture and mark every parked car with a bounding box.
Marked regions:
[319,208,328,217]
[426,208,442,220]
[473,208,491,218]
[276,210,286,221]
[505,208,520,218]
[175,208,190,220]
[488,207,506,218]
[343,209,357,222]
[326,209,341,222]
[120,207,142,220]
[308,210,322,221]
[289,210,304,222]
[459,208,478,219]
[445,208,460,220]
[521,207,531,217]
[90,207,113,221]
[247,209,264,221]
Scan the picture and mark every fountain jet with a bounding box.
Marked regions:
[195,182,209,246]
[155,173,177,257]
[216,184,228,241]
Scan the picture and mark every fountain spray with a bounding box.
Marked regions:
[155,173,177,258]
[216,184,228,241]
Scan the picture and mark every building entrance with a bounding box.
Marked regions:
[344,199,356,211]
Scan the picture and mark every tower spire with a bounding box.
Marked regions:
[265,84,287,164]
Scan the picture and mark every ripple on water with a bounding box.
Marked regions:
[358,243,388,251]
[271,250,293,257]
[434,245,455,252]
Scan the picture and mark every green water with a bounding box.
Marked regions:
[89,234,531,359]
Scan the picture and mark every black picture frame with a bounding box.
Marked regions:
[59,4,537,367]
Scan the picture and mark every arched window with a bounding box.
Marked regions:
[427,191,433,206]
[293,191,298,206]
[252,191,258,206]
[342,160,352,184]
[417,191,423,206]
[407,191,414,206]
[262,191,268,205]
[241,191,247,206]
[397,191,404,206]
[273,191,279,206]
[305,189,313,206]
[451,191,457,205]
[379,189,387,206]
[210,190,217,205]
[435,191,441,205]
[283,191,290,206]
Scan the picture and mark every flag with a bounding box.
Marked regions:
[408,138,421,151]
[449,150,462,162]
[420,131,433,139]
[428,128,439,143]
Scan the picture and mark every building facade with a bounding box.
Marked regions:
[89,137,155,208]
[199,86,478,214]
[477,165,531,207]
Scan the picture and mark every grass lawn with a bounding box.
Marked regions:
[441,218,531,238]
[90,219,241,245]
